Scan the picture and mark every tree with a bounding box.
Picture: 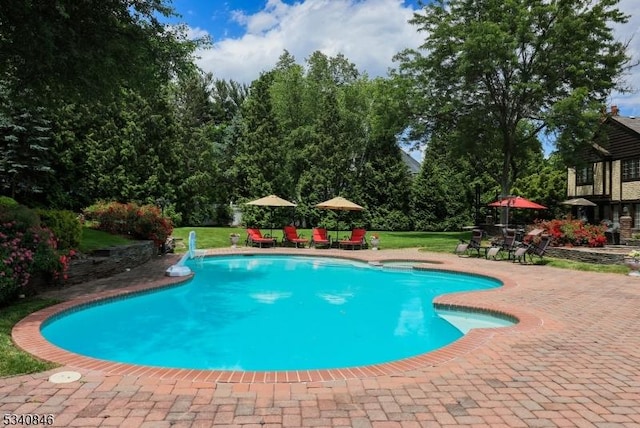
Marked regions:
[0,99,53,201]
[410,136,474,231]
[72,89,180,207]
[170,73,242,225]
[513,153,568,221]
[0,0,203,107]
[396,0,631,199]
[354,78,414,230]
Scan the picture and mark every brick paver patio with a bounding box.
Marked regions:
[2,247,640,427]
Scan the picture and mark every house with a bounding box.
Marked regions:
[567,106,640,231]
[401,149,422,175]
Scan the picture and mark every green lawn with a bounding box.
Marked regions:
[171,227,468,252]
[78,227,132,253]
[172,226,631,275]
[0,298,60,377]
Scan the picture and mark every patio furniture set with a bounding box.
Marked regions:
[246,226,370,250]
[455,228,551,263]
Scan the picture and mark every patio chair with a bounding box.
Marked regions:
[311,228,331,248]
[282,225,308,248]
[246,228,276,248]
[513,234,552,264]
[454,242,470,256]
[493,230,521,260]
[339,228,367,250]
[456,229,483,256]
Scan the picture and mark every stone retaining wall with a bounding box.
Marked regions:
[67,241,155,284]
[545,247,625,265]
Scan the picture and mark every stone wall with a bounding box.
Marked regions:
[545,247,625,265]
[67,241,156,284]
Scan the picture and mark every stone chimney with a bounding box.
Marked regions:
[611,105,619,116]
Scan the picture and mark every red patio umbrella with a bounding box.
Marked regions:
[488,196,546,229]
[488,196,547,210]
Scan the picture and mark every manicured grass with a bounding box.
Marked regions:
[173,226,632,274]
[171,227,469,252]
[0,298,60,377]
[78,227,132,253]
[544,258,629,274]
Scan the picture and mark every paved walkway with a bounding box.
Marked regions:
[2,248,640,427]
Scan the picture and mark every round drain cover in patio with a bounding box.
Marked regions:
[48,371,81,384]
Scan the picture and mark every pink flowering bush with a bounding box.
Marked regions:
[0,223,34,302]
[0,208,75,304]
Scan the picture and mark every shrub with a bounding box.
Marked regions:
[536,219,607,247]
[0,196,19,208]
[0,222,34,302]
[0,203,40,230]
[83,201,137,235]
[83,201,173,249]
[0,219,71,304]
[36,209,82,250]
[132,204,173,247]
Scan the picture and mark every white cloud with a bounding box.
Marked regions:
[193,0,422,84]
[184,26,210,40]
[610,0,640,117]
[190,0,640,119]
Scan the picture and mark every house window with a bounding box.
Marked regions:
[622,159,640,181]
[576,165,593,185]
[635,204,640,228]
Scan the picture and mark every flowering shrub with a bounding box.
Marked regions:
[535,219,607,247]
[53,249,76,283]
[0,221,73,303]
[0,223,34,302]
[83,201,137,235]
[83,201,173,249]
[132,204,173,248]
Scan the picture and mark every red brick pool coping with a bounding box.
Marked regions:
[12,248,543,383]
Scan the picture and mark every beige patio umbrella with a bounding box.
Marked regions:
[246,195,297,236]
[246,194,297,208]
[560,197,596,222]
[560,198,597,207]
[315,196,365,241]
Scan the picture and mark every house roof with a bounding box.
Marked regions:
[610,116,640,135]
[400,150,422,174]
[596,115,640,160]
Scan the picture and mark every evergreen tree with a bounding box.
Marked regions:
[0,94,53,202]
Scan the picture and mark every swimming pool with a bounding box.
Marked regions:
[42,255,507,371]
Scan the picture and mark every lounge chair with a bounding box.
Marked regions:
[454,242,470,256]
[311,228,331,248]
[282,225,308,248]
[512,234,552,264]
[456,229,483,256]
[339,228,367,250]
[246,228,276,248]
[493,229,520,259]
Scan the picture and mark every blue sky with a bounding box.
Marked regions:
[169,0,421,41]
[165,0,640,120]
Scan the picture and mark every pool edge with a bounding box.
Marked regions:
[12,250,543,383]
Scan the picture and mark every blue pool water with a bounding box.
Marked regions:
[42,256,504,371]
